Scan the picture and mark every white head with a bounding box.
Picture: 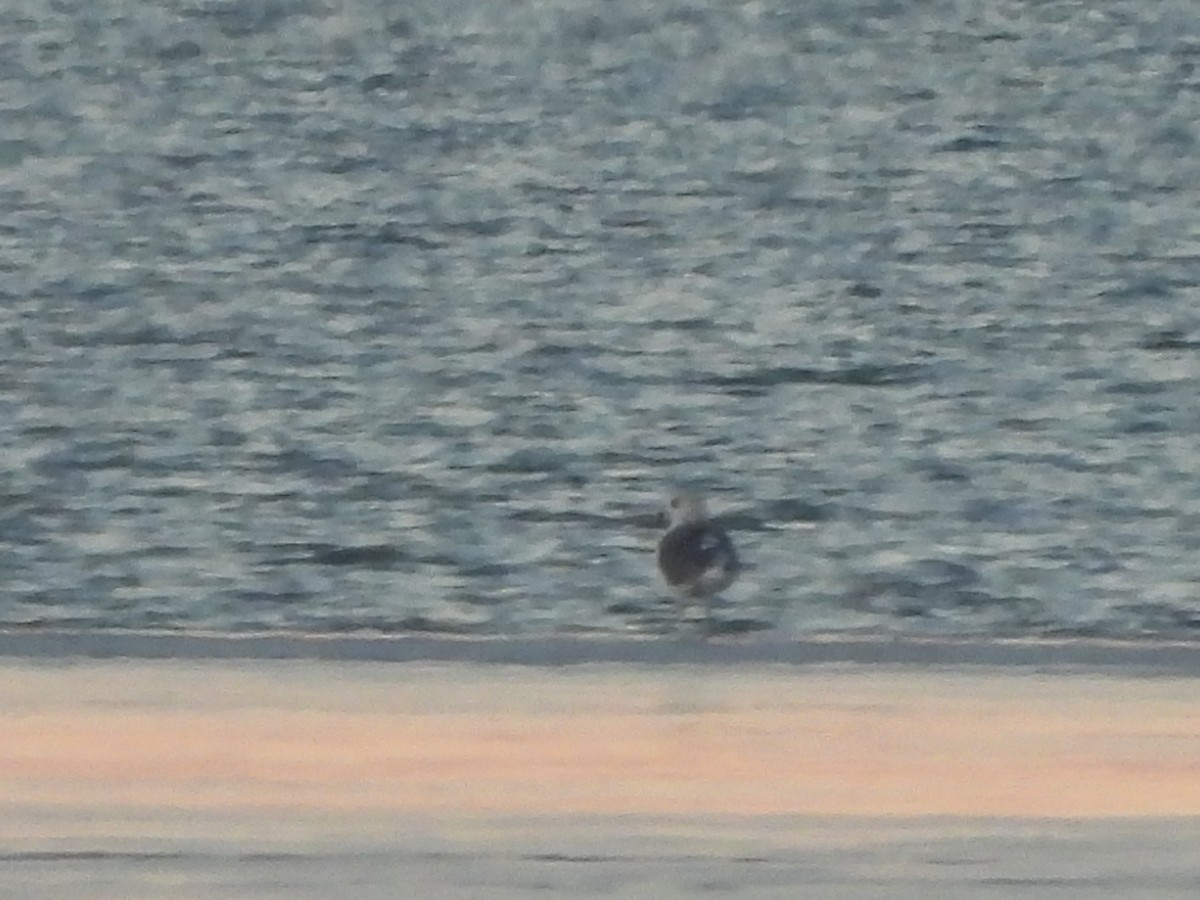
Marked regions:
[665,491,710,527]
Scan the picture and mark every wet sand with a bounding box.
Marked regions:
[2,638,1199,897]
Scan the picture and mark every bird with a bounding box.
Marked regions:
[656,491,740,631]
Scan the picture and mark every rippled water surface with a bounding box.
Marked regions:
[4,0,1200,638]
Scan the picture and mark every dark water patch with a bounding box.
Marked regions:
[892,87,938,103]
[846,281,882,298]
[376,225,448,249]
[600,211,661,229]
[250,447,363,480]
[436,218,514,239]
[908,457,971,483]
[996,417,1054,432]
[155,39,204,62]
[20,423,72,440]
[42,321,174,348]
[130,543,194,560]
[670,183,739,200]
[702,363,923,394]
[707,617,773,636]
[311,614,480,635]
[955,221,1019,241]
[263,542,410,570]
[1122,418,1170,435]
[1104,379,1169,396]
[524,241,580,257]
[937,135,1005,153]
[294,221,450,250]
[521,339,604,361]
[761,498,829,524]
[518,180,597,202]
[998,75,1044,90]
[1140,329,1200,351]
[361,71,413,92]
[524,853,622,863]
[292,222,364,245]
[486,447,573,475]
[459,561,513,578]
[646,317,719,332]
[305,543,408,569]
[605,599,647,617]
[159,152,215,170]
[208,425,246,447]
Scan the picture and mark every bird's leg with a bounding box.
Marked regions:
[671,595,691,638]
[672,595,704,640]
[701,593,713,637]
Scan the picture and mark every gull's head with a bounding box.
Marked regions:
[665,491,710,527]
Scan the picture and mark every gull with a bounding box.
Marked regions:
[656,491,740,630]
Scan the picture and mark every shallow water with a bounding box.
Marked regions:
[8,821,1200,900]
[3,0,1200,638]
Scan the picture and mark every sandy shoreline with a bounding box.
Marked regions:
[3,642,1199,897]
[4,653,1200,822]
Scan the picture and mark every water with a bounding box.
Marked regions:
[10,822,1200,900]
[3,0,1200,639]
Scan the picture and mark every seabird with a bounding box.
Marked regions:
[656,491,740,628]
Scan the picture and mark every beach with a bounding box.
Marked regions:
[2,635,1199,898]
[7,1,1200,895]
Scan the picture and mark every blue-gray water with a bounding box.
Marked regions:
[3,0,1200,639]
